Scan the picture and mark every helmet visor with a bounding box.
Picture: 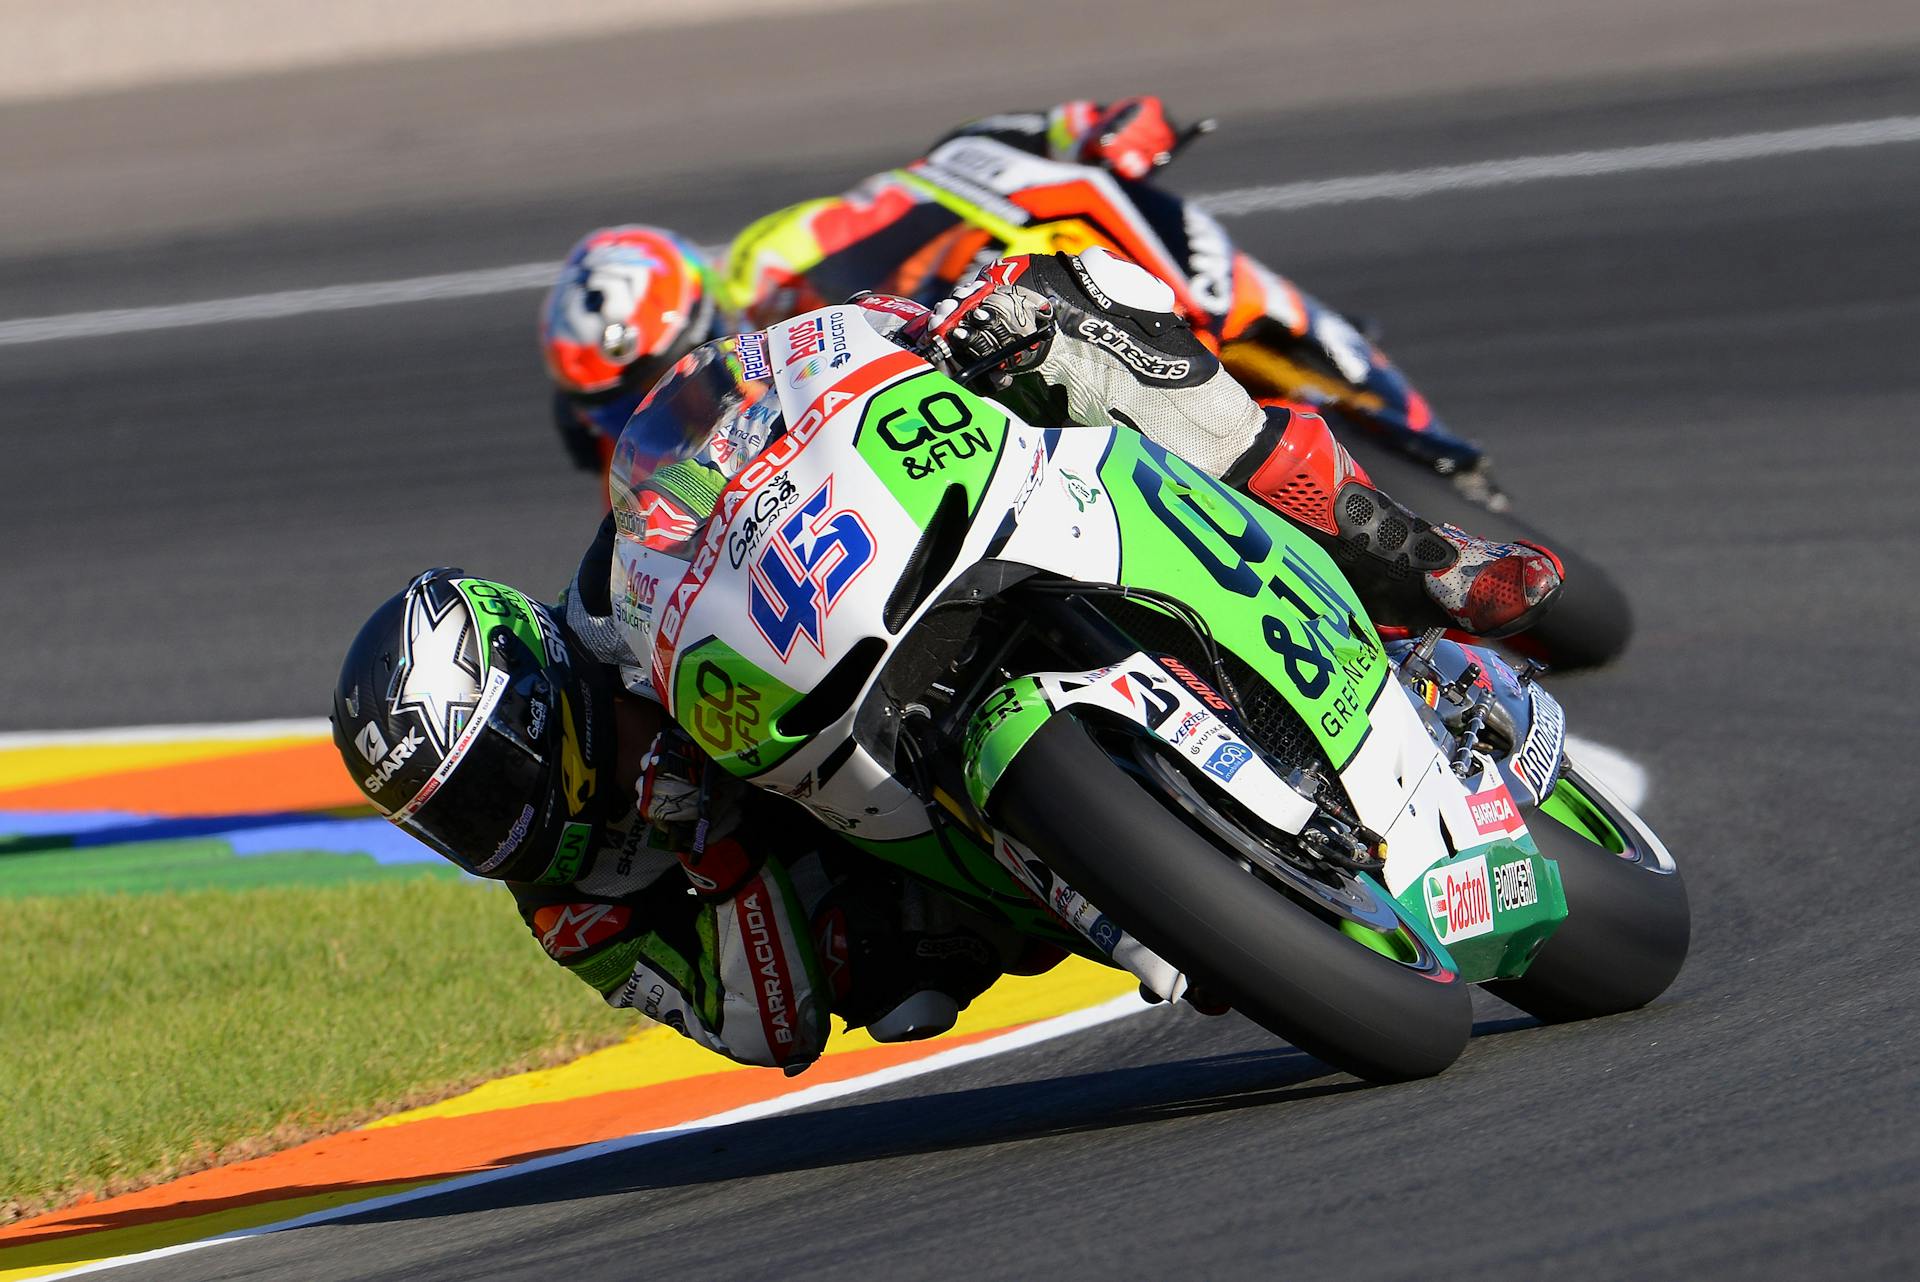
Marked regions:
[610,333,780,492]
[389,667,562,876]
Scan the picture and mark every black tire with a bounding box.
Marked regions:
[1340,432,1635,670]
[1486,766,1690,1022]
[993,715,1472,1082]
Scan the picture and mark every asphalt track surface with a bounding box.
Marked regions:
[5,33,1920,1282]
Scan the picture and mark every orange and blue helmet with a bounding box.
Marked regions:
[540,226,720,442]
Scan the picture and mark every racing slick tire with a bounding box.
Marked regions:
[1488,762,1691,1022]
[993,714,1472,1083]
[1340,431,1634,671]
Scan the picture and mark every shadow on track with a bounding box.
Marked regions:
[346,1013,1540,1226]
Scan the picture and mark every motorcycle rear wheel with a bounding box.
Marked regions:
[1339,432,1634,670]
[993,715,1472,1083]
[1487,760,1690,1022]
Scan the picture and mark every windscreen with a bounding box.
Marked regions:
[609,332,782,499]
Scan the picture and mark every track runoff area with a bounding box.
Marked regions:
[9,108,1913,1278]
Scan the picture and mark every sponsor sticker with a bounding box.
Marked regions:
[871,385,994,481]
[1202,741,1252,783]
[1058,468,1102,512]
[1159,656,1230,712]
[1014,443,1046,514]
[533,901,631,959]
[1494,858,1540,913]
[736,883,799,1052]
[1425,855,1494,944]
[689,658,764,756]
[727,472,801,569]
[1169,709,1208,744]
[353,722,389,765]
[623,489,699,551]
[1468,782,1525,838]
[736,331,771,381]
[1513,685,1567,803]
[1072,315,1191,381]
[492,803,536,863]
[361,727,423,794]
[783,316,828,365]
[533,820,594,884]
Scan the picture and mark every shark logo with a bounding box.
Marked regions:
[352,721,389,765]
[394,581,483,753]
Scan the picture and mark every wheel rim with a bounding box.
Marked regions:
[1124,735,1452,977]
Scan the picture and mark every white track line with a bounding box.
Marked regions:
[41,993,1155,1281]
[0,717,332,749]
[0,263,555,348]
[1564,734,1647,810]
[1196,114,1920,215]
[2,115,1917,349]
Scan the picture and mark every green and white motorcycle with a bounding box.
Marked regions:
[609,305,1690,1083]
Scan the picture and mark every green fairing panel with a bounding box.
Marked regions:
[1095,436,1390,771]
[671,636,806,778]
[1393,837,1569,983]
[962,677,1059,811]
[852,371,1011,526]
[1537,778,1628,853]
[839,826,1082,946]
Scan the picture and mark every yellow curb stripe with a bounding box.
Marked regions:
[0,1180,433,1282]
[0,738,320,793]
[369,957,1136,1128]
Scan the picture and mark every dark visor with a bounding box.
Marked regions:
[392,669,557,877]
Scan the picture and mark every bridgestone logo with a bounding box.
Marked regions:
[362,729,423,792]
[1514,686,1567,801]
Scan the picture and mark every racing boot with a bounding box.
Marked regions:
[1227,405,1563,638]
[805,860,1017,1043]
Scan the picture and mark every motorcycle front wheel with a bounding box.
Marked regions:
[992,714,1472,1083]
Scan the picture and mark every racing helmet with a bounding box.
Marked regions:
[541,226,720,443]
[332,569,615,883]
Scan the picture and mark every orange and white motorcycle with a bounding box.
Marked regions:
[722,127,1633,669]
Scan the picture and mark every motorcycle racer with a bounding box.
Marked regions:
[722,96,1200,330]
[334,246,1557,1077]
[923,249,1563,639]
[540,225,730,475]
[552,250,1555,1049]
[332,567,1028,1074]
[538,102,1164,471]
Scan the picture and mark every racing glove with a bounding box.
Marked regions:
[635,729,759,901]
[924,266,1057,392]
[1073,96,1182,180]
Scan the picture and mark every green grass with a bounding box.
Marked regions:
[0,879,633,1223]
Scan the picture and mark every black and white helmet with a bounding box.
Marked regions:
[331,569,614,883]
